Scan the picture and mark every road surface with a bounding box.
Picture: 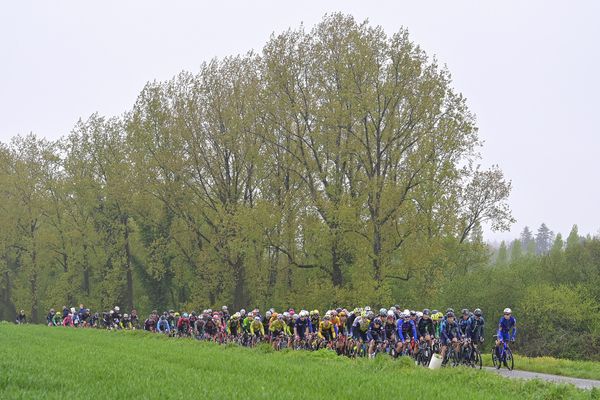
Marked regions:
[484,367,600,390]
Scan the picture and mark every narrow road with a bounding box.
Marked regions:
[484,367,600,390]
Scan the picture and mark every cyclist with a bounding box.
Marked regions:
[318,314,337,342]
[416,309,435,356]
[270,314,291,337]
[250,316,265,340]
[177,313,191,336]
[157,315,170,334]
[383,310,397,348]
[294,310,311,344]
[440,311,460,363]
[337,311,348,336]
[46,308,56,326]
[310,310,320,333]
[16,310,26,324]
[471,308,485,348]
[130,309,139,328]
[227,312,242,336]
[121,313,133,330]
[397,312,418,355]
[144,314,157,332]
[367,317,385,358]
[351,312,371,349]
[495,308,516,360]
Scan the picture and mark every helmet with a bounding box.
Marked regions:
[254,316,261,322]
[309,310,315,316]
[364,306,371,312]
[446,311,455,318]
[390,306,397,312]
[277,314,284,320]
[114,306,120,312]
[403,309,410,315]
[265,311,272,318]
[474,308,482,317]
[431,313,441,322]
[325,310,331,317]
[289,310,295,316]
[504,308,512,314]
[70,307,76,313]
[379,308,387,316]
[110,310,114,315]
[183,313,189,318]
[416,312,423,318]
[240,309,246,315]
[409,310,416,316]
[272,312,278,319]
[462,309,470,316]
[339,311,347,317]
[283,312,290,318]
[313,310,319,315]
[432,310,439,315]
[222,306,228,311]
[292,314,299,320]
[50,308,55,313]
[160,315,166,320]
[423,309,431,316]
[373,317,382,325]
[367,311,375,319]
[123,314,129,318]
[174,312,180,317]
[233,312,241,319]
[323,315,331,321]
[387,310,395,317]
[446,308,454,314]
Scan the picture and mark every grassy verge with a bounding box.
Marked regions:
[482,353,600,381]
[0,323,597,399]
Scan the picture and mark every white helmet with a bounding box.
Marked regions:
[124,313,129,318]
[504,308,512,314]
[387,310,395,317]
[403,309,410,315]
[114,306,120,312]
[283,312,290,318]
[70,307,76,313]
[364,306,371,312]
[254,316,261,321]
[417,312,423,318]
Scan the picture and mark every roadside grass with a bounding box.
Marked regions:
[0,323,598,399]
[482,353,600,381]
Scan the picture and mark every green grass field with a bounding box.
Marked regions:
[0,323,598,399]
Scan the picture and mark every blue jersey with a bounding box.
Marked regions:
[397,319,417,341]
[458,317,473,339]
[497,316,516,340]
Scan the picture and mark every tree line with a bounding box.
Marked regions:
[447,224,600,360]
[0,14,513,323]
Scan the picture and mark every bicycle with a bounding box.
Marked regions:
[492,335,514,370]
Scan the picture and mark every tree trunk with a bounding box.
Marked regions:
[232,258,247,309]
[123,215,134,311]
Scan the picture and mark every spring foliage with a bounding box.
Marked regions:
[0,14,513,321]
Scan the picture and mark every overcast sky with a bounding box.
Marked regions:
[1,1,598,242]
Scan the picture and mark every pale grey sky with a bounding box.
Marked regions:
[1,1,598,241]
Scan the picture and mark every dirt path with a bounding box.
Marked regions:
[484,367,600,390]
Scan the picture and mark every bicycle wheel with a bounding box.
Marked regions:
[492,348,500,369]
[472,348,482,369]
[505,347,514,370]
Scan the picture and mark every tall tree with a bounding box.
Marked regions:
[535,223,554,255]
